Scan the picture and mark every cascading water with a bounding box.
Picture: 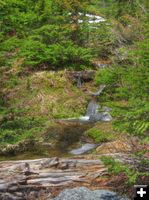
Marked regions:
[86,99,100,116]
[77,75,82,88]
[69,86,112,155]
[80,85,112,122]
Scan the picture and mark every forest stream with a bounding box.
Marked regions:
[0,84,129,200]
[1,0,149,199]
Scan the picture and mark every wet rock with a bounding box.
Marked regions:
[101,112,112,122]
[87,112,112,122]
[96,139,132,154]
[53,187,129,200]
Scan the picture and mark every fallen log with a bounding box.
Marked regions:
[0,157,107,199]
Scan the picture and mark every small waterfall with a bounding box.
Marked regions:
[86,99,100,116]
[62,85,112,123]
[84,100,112,122]
[80,85,112,122]
[77,76,82,88]
[85,100,102,122]
[89,85,106,96]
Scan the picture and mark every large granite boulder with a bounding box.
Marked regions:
[53,187,128,200]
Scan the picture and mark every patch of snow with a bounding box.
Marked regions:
[69,12,105,24]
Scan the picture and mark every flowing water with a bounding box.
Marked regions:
[86,99,100,116]
[77,75,82,88]
[0,86,112,161]
[0,123,94,161]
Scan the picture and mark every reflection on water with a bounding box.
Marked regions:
[0,122,93,161]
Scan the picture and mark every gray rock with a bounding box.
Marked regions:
[53,187,129,200]
[101,112,112,122]
[89,112,112,122]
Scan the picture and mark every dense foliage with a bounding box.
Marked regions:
[0,0,112,69]
[95,0,149,140]
[0,0,148,189]
[0,1,148,151]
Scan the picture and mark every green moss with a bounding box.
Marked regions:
[85,126,115,143]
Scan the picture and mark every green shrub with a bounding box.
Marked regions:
[0,130,18,144]
[18,39,91,68]
[113,100,149,138]
[95,67,118,87]
[0,115,46,144]
[101,156,139,185]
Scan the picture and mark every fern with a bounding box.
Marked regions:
[133,121,149,135]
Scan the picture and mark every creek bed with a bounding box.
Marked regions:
[0,121,96,161]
